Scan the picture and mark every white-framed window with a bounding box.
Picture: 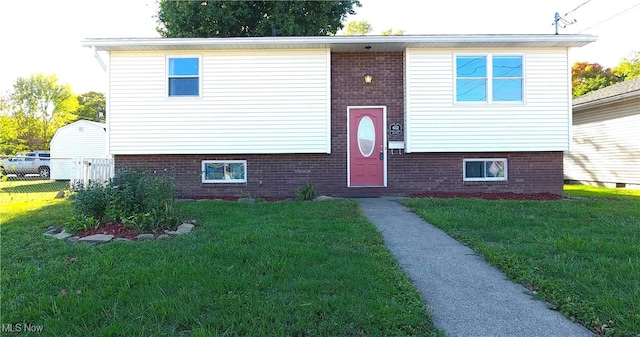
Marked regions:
[167,56,200,97]
[202,160,247,183]
[463,159,508,181]
[455,54,523,103]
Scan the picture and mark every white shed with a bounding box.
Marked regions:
[50,120,109,180]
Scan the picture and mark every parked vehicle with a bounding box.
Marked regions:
[0,151,51,178]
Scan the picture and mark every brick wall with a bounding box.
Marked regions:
[114,151,563,198]
[331,52,405,145]
[114,52,564,198]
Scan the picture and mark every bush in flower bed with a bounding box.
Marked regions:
[70,169,179,234]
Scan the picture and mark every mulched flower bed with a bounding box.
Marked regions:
[78,223,140,240]
[409,192,563,201]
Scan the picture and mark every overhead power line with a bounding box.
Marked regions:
[566,0,592,16]
[578,2,640,33]
[553,0,592,34]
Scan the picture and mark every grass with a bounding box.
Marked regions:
[401,185,640,337]
[564,184,640,199]
[0,178,70,205]
[1,190,438,336]
[0,179,71,226]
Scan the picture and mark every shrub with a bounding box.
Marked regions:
[296,182,317,201]
[107,169,147,219]
[72,181,109,222]
[108,169,179,232]
[70,169,179,233]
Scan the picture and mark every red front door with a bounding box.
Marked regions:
[348,107,385,187]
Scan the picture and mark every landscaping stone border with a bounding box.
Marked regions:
[43,221,197,244]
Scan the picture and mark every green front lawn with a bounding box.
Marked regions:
[401,186,640,337]
[564,184,640,199]
[0,179,70,206]
[1,198,438,336]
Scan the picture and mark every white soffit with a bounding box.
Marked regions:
[83,34,597,52]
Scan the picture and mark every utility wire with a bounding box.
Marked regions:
[578,1,640,32]
[566,0,591,16]
[554,0,591,29]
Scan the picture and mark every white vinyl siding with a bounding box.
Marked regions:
[405,48,571,153]
[108,49,330,154]
[564,98,640,185]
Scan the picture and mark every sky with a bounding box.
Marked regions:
[0,0,639,95]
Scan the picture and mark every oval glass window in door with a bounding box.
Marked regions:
[357,116,375,157]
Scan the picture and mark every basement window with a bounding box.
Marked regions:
[463,159,507,181]
[202,160,247,183]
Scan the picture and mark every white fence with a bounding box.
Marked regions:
[49,157,114,185]
[1,155,114,184]
[71,157,114,186]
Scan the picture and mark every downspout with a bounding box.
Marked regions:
[92,46,107,72]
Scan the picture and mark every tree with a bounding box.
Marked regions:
[571,62,621,98]
[613,51,640,81]
[343,20,372,36]
[76,91,106,122]
[156,0,361,38]
[4,74,78,150]
[0,115,27,155]
[381,28,405,36]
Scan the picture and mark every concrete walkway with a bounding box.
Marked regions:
[357,197,595,337]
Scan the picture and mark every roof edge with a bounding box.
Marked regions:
[573,90,640,110]
[82,34,597,51]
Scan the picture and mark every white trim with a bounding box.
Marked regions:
[566,51,573,153]
[454,53,525,104]
[106,51,112,156]
[83,34,597,52]
[202,160,247,184]
[463,158,508,181]
[325,50,332,154]
[166,55,202,98]
[91,46,107,72]
[346,106,388,188]
[404,51,412,154]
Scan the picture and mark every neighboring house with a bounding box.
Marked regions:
[50,120,110,180]
[82,34,595,198]
[565,78,640,188]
